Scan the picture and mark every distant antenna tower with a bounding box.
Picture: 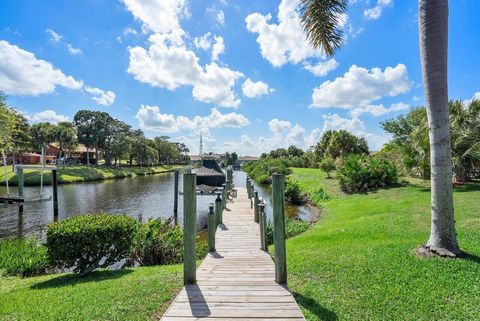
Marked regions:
[199,132,203,156]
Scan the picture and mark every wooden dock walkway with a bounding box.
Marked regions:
[161,187,305,320]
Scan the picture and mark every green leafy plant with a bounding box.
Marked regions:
[285,179,304,205]
[319,156,336,178]
[337,154,398,193]
[46,213,138,276]
[0,237,48,277]
[132,218,183,266]
[266,218,310,245]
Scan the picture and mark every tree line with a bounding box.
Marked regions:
[0,93,189,167]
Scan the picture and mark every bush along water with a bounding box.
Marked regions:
[0,237,48,277]
[266,218,310,245]
[337,154,398,193]
[46,213,138,276]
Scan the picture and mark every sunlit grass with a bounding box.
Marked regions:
[287,168,480,320]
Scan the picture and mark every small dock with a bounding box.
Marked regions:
[161,187,305,320]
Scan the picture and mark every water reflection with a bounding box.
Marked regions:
[0,170,314,240]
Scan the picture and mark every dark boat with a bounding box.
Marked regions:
[196,158,226,187]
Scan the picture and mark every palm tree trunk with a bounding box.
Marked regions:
[418,0,461,256]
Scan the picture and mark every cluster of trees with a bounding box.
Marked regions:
[0,94,189,167]
[382,99,480,182]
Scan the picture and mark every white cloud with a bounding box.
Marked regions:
[85,86,116,106]
[66,44,83,55]
[136,105,249,133]
[216,10,225,26]
[121,0,187,35]
[322,113,387,150]
[124,2,243,108]
[194,33,213,50]
[245,0,323,67]
[46,28,62,42]
[211,36,225,61]
[268,118,292,132]
[464,92,480,106]
[311,64,412,109]
[192,62,243,108]
[349,102,409,117]
[303,59,339,77]
[29,110,69,124]
[0,40,83,96]
[364,0,393,20]
[117,27,139,43]
[242,78,274,98]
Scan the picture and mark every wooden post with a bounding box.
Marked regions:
[250,184,254,209]
[254,190,259,223]
[17,167,24,197]
[208,203,215,252]
[215,194,222,226]
[52,169,59,221]
[259,201,266,251]
[225,179,230,199]
[222,183,227,210]
[272,174,287,284]
[246,177,251,198]
[183,173,197,284]
[173,170,179,225]
[17,167,24,236]
[227,166,233,189]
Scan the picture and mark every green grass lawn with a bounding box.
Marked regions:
[287,168,480,320]
[0,264,182,321]
[0,165,182,186]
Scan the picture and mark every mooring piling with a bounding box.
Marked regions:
[173,169,179,225]
[259,200,267,251]
[254,190,259,223]
[272,174,287,285]
[208,203,215,252]
[183,172,197,285]
[215,194,222,226]
[52,169,58,221]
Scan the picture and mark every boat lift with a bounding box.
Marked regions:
[1,149,59,219]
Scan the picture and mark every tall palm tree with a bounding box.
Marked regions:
[300,0,461,256]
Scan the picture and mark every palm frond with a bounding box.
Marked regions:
[299,0,348,56]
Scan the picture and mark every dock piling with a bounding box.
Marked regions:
[52,169,58,221]
[259,200,266,251]
[272,174,287,285]
[208,203,215,252]
[173,170,179,225]
[254,190,259,223]
[215,194,222,226]
[183,173,197,285]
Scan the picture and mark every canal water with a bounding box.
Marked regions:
[0,171,316,240]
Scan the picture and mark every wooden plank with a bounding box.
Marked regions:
[160,187,305,320]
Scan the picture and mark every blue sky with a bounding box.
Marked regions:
[1,0,479,156]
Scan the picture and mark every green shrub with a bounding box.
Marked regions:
[319,156,336,178]
[243,159,292,186]
[266,218,310,245]
[337,154,398,193]
[310,187,330,205]
[0,237,48,277]
[46,213,138,275]
[285,179,304,205]
[132,218,183,266]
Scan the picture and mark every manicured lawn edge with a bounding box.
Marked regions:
[0,165,184,186]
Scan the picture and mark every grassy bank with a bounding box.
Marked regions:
[287,168,480,320]
[0,165,182,186]
[0,264,182,320]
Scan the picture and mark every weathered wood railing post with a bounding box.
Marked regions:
[17,167,24,223]
[183,172,197,285]
[259,200,267,251]
[52,169,59,221]
[250,184,254,209]
[173,169,179,225]
[246,177,251,198]
[227,166,233,189]
[272,174,287,284]
[208,203,215,252]
[215,194,222,226]
[222,183,227,210]
[254,190,259,223]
